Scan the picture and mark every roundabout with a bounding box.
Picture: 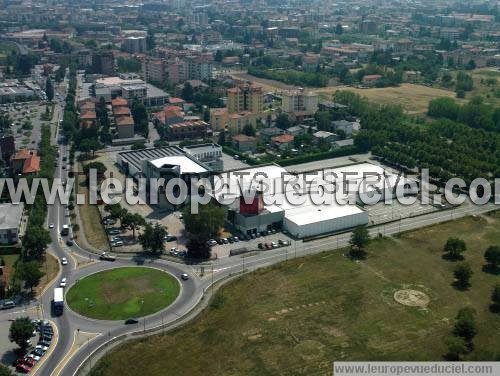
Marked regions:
[66,267,181,320]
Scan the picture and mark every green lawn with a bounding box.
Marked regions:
[66,267,180,320]
[92,213,500,376]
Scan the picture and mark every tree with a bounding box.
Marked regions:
[484,246,500,271]
[182,202,225,241]
[453,263,473,289]
[83,161,107,177]
[491,284,500,313]
[349,225,370,258]
[22,227,51,260]
[131,140,146,150]
[104,204,126,224]
[17,261,44,292]
[453,307,477,345]
[121,213,146,239]
[242,123,256,136]
[315,111,332,131]
[0,364,14,376]
[131,100,148,137]
[275,113,291,129]
[186,237,211,259]
[181,82,194,101]
[335,23,343,35]
[444,336,468,360]
[138,223,166,254]
[45,78,54,101]
[443,237,467,260]
[9,317,35,351]
[203,107,210,122]
[218,130,226,146]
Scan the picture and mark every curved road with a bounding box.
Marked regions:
[9,90,497,375]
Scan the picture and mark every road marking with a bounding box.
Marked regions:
[52,331,101,376]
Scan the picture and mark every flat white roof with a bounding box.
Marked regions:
[282,199,365,226]
[150,155,207,174]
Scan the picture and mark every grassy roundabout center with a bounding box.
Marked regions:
[66,267,180,320]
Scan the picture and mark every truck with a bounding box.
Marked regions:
[53,288,64,316]
[60,224,69,236]
[99,252,116,261]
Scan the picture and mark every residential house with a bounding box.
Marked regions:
[260,127,284,142]
[0,203,24,245]
[11,149,40,175]
[232,134,257,153]
[272,134,295,151]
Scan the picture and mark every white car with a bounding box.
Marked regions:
[60,278,67,287]
[49,223,54,229]
[27,354,40,362]
[36,345,48,352]
[61,257,68,265]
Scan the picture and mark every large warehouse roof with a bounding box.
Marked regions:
[118,146,185,172]
[150,155,208,174]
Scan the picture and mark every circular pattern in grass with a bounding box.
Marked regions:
[66,267,180,320]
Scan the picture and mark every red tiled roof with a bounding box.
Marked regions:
[113,107,131,117]
[116,116,134,126]
[168,97,185,104]
[272,134,294,144]
[112,97,128,107]
[23,154,40,174]
[80,111,96,120]
[11,149,31,160]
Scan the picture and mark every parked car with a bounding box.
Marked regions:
[16,363,31,373]
[61,257,68,265]
[164,235,178,242]
[102,218,116,225]
[265,242,273,250]
[228,237,234,244]
[60,278,67,287]
[111,240,124,247]
[107,228,121,235]
[27,353,40,362]
[278,239,290,246]
[49,223,54,229]
[206,239,218,247]
[222,238,229,244]
[1,300,15,310]
[217,239,224,245]
[271,242,278,248]
[258,243,264,249]
[233,236,240,242]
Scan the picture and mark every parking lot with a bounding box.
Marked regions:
[0,306,55,374]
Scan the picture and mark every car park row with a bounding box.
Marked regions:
[13,320,54,374]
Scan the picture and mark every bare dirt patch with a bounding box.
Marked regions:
[394,289,430,308]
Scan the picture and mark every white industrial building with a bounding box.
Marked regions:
[215,162,416,238]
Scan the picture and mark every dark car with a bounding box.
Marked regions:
[32,348,45,357]
[125,318,139,325]
[228,237,234,243]
[258,243,264,249]
[66,239,73,246]
[217,238,224,245]
[164,235,178,242]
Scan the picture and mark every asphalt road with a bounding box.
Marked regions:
[1,87,497,375]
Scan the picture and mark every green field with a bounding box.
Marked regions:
[92,213,500,376]
[66,267,180,320]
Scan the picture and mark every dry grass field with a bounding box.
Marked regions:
[91,213,500,376]
[314,84,461,114]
